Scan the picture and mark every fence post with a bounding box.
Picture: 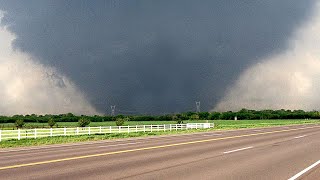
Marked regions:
[99,126,102,133]
[136,125,138,132]
[18,129,21,140]
[76,127,79,135]
[151,125,153,132]
[164,124,166,131]
[50,128,53,137]
[128,125,130,133]
[64,127,67,136]
[109,126,112,133]
[0,129,2,142]
[119,126,121,133]
[88,127,91,135]
[170,124,172,131]
[34,128,37,139]
[176,124,178,131]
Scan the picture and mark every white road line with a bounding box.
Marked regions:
[288,160,320,180]
[0,133,206,153]
[99,142,139,147]
[0,124,317,153]
[294,135,307,139]
[223,146,253,154]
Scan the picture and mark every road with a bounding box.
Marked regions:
[0,124,319,180]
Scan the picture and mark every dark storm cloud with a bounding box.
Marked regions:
[0,0,316,114]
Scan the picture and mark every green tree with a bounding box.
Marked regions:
[48,118,56,128]
[115,118,125,126]
[209,112,221,120]
[15,119,25,129]
[190,114,199,120]
[198,112,210,119]
[172,115,183,124]
[124,117,130,122]
[78,118,91,127]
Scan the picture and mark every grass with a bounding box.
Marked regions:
[0,128,213,148]
[213,119,320,129]
[0,120,211,130]
[0,119,319,148]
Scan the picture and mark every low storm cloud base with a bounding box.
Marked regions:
[215,2,320,111]
[0,1,318,114]
[0,13,98,115]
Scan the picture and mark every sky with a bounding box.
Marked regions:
[0,0,319,115]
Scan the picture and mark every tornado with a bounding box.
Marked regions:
[0,12,98,115]
[215,2,320,111]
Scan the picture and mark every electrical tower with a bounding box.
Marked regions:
[111,105,116,116]
[196,101,201,113]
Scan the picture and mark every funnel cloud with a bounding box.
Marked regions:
[215,2,320,111]
[0,1,318,114]
[0,12,98,115]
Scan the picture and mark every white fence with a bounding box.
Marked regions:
[0,123,214,142]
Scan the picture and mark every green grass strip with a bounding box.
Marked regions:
[1,120,320,148]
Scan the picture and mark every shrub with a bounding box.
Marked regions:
[190,114,199,120]
[15,119,25,129]
[176,119,183,124]
[124,117,130,121]
[78,118,91,127]
[115,118,125,126]
[48,118,56,128]
[172,115,183,124]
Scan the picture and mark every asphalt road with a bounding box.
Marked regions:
[0,124,319,180]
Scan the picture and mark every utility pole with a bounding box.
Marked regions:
[196,101,201,113]
[111,105,116,116]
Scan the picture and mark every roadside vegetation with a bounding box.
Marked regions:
[1,109,320,129]
[1,109,320,148]
[78,118,91,127]
[0,119,319,148]
[2,119,319,130]
[0,120,212,130]
[0,128,213,148]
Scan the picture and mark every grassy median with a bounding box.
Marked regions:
[1,119,319,148]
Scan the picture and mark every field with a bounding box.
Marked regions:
[1,119,319,130]
[0,119,319,148]
[0,120,211,129]
[214,119,320,129]
[0,128,214,148]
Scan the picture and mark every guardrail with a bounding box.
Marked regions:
[0,123,214,141]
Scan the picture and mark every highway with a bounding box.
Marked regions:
[0,124,319,180]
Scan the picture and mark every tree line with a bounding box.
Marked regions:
[0,109,319,124]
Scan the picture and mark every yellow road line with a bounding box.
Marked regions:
[0,125,318,171]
